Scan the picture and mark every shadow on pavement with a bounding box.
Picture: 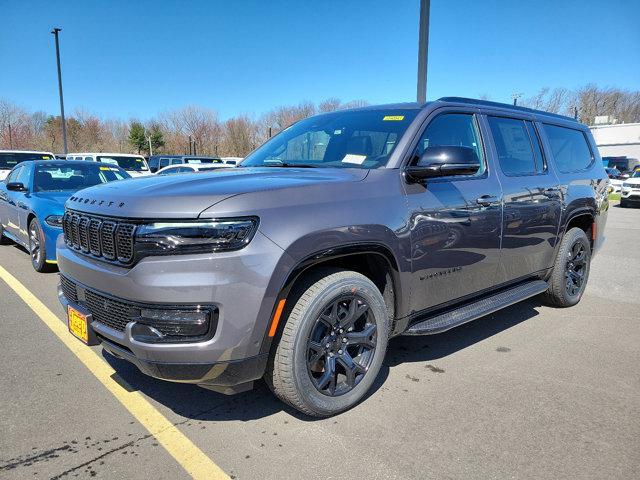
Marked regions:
[102,297,542,422]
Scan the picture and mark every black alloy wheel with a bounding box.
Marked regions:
[306,294,377,396]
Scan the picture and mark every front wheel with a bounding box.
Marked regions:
[266,269,389,417]
[545,227,591,307]
[28,218,54,273]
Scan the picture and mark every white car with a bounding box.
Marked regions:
[620,170,640,207]
[0,150,55,181]
[67,152,152,177]
[221,156,243,166]
[609,178,624,193]
[156,163,232,175]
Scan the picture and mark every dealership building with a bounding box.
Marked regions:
[590,121,640,160]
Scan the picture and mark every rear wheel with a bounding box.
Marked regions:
[545,227,591,307]
[620,199,627,208]
[266,269,389,417]
[28,218,54,273]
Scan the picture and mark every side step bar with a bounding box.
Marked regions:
[404,280,548,335]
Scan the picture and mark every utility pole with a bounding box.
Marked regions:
[147,134,153,156]
[7,122,12,149]
[416,0,430,103]
[51,27,68,154]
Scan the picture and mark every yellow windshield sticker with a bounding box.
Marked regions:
[136,159,142,162]
[383,115,405,121]
[99,166,110,170]
[42,155,51,159]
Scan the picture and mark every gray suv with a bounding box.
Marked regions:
[57,97,609,416]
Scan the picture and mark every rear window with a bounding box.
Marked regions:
[543,125,593,173]
[0,152,53,169]
[184,157,222,164]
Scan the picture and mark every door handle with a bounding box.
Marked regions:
[476,195,499,207]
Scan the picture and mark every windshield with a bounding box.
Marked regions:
[633,171,640,178]
[34,163,129,192]
[242,109,418,169]
[0,152,53,169]
[97,155,148,171]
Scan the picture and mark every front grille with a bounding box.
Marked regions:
[63,211,136,264]
[59,276,215,339]
[59,275,78,303]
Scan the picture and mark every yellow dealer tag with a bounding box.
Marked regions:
[136,159,142,162]
[383,115,404,121]
[42,155,51,159]
[99,166,110,170]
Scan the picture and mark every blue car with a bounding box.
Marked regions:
[0,160,130,272]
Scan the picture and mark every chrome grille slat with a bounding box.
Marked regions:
[62,211,136,264]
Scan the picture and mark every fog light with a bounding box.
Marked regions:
[138,308,210,337]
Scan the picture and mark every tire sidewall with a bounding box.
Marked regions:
[29,218,47,272]
[558,229,591,306]
[290,276,388,416]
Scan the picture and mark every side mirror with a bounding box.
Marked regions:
[405,146,481,182]
[6,182,27,192]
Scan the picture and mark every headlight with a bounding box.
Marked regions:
[45,215,64,227]
[135,217,259,255]
[622,183,631,188]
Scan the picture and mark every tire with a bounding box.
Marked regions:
[0,223,8,245]
[28,218,54,273]
[620,199,627,208]
[545,227,591,307]
[265,268,389,417]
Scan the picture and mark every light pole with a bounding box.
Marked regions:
[51,27,68,154]
[147,134,153,156]
[416,0,430,103]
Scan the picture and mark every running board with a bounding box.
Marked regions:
[404,280,548,335]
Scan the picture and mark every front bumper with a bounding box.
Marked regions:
[56,230,288,389]
[620,188,640,202]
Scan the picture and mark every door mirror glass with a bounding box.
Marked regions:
[6,182,27,192]
[406,146,481,181]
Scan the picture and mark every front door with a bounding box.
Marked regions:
[483,114,562,283]
[404,110,503,313]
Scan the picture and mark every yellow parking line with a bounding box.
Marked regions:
[0,266,229,480]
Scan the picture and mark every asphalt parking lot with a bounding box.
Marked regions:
[1,203,638,480]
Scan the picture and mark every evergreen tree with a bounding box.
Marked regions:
[128,121,147,153]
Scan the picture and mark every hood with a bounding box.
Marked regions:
[65,167,368,218]
[31,191,71,213]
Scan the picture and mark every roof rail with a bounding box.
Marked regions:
[437,97,577,122]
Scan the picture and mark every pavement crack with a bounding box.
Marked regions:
[0,445,74,471]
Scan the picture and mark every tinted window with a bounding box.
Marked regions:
[158,167,179,175]
[0,152,52,169]
[242,109,419,169]
[488,117,537,175]
[16,165,31,186]
[413,113,485,175]
[33,163,129,192]
[170,158,183,165]
[97,155,148,171]
[544,124,593,172]
[6,166,22,183]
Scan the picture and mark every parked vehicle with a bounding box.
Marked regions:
[0,160,130,271]
[148,155,224,173]
[620,170,640,207]
[156,164,231,175]
[66,153,152,177]
[0,150,55,181]
[603,156,639,176]
[605,167,624,192]
[56,97,608,416]
[222,157,243,166]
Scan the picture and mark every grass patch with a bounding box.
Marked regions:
[609,193,621,201]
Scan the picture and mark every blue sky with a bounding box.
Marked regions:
[2,0,638,120]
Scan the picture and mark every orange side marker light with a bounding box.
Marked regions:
[268,299,286,337]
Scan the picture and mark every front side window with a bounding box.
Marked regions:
[97,155,149,171]
[15,165,31,186]
[488,116,537,176]
[33,164,129,192]
[242,109,419,169]
[543,124,593,173]
[412,113,486,175]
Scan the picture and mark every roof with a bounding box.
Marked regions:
[0,150,55,155]
[67,152,145,157]
[436,97,578,122]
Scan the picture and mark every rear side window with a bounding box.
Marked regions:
[487,116,537,176]
[543,124,593,173]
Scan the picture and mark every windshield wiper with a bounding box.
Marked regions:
[262,162,318,168]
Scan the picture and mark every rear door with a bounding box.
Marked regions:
[482,113,562,283]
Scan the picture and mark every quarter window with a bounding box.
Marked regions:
[413,113,485,175]
[487,116,537,176]
[543,124,593,172]
[6,166,22,183]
